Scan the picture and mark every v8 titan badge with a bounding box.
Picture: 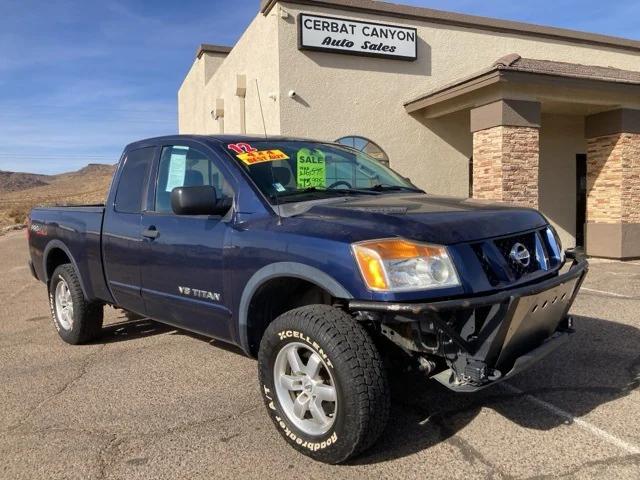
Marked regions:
[178,286,221,302]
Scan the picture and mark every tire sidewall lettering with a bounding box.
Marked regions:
[270,411,338,451]
[261,329,340,451]
[276,330,334,369]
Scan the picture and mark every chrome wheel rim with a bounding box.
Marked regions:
[54,277,74,331]
[274,342,337,436]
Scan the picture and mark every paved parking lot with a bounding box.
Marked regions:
[1,230,639,479]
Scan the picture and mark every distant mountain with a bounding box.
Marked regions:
[0,163,116,229]
[0,171,50,193]
[66,163,117,177]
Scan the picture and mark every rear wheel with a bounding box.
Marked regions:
[258,305,389,463]
[48,264,103,344]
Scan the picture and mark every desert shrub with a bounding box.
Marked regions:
[7,205,31,224]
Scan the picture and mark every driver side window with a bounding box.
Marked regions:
[155,145,233,213]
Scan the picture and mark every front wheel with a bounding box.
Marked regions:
[258,305,389,463]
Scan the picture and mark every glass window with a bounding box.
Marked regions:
[336,136,389,166]
[155,145,233,213]
[223,140,420,204]
[114,147,154,213]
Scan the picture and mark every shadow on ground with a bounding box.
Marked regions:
[98,314,246,356]
[98,318,175,343]
[93,314,639,465]
[352,315,640,464]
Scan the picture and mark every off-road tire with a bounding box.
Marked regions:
[48,264,103,344]
[258,304,390,463]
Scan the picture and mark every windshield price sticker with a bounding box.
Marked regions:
[237,149,290,165]
[297,148,326,188]
[165,147,188,192]
[227,143,256,154]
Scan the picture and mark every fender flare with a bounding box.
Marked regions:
[238,262,353,355]
[43,240,89,299]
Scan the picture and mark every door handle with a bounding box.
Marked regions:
[142,226,159,239]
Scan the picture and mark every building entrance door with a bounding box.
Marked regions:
[576,154,587,248]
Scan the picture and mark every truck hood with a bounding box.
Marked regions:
[284,193,547,244]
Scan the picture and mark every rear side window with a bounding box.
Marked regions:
[114,147,155,213]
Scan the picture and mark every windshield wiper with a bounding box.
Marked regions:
[269,184,423,202]
[271,186,379,201]
[366,184,424,193]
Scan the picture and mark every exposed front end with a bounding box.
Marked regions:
[348,226,588,391]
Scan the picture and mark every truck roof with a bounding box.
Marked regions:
[124,134,323,151]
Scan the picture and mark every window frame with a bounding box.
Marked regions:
[335,136,389,165]
[113,146,156,214]
[148,142,235,217]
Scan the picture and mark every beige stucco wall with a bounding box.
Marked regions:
[270,1,639,196]
[178,1,640,201]
[179,52,229,134]
[539,114,586,248]
[178,12,281,135]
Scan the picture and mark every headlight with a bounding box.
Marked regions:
[352,238,461,292]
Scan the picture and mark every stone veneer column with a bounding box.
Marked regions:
[471,99,541,208]
[585,108,640,258]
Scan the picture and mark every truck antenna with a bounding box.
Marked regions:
[255,79,282,225]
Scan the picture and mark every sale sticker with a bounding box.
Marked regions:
[227,143,256,154]
[296,148,326,188]
[236,149,290,165]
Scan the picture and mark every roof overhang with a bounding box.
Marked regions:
[196,44,233,59]
[404,68,640,116]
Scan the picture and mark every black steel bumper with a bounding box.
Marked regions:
[348,252,589,391]
[431,329,572,392]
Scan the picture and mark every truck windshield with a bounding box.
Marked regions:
[224,140,421,203]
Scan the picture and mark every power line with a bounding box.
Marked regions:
[0,154,115,159]
[0,117,175,125]
[1,104,176,113]
[0,155,119,163]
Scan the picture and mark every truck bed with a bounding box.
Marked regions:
[28,205,112,303]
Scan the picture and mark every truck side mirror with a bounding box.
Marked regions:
[170,185,229,216]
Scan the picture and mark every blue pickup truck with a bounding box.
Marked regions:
[28,135,587,463]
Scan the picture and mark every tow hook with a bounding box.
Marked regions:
[417,356,436,375]
[453,358,502,386]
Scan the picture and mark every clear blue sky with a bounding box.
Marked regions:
[1,0,638,174]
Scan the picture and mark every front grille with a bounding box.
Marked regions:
[471,228,557,286]
[494,231,538,278]
[471,244,501,286]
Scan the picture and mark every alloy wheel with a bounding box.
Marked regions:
[273,342,337,436]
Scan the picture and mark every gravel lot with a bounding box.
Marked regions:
[1,230,638,479]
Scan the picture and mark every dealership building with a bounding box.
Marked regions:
[178,0,640,259]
